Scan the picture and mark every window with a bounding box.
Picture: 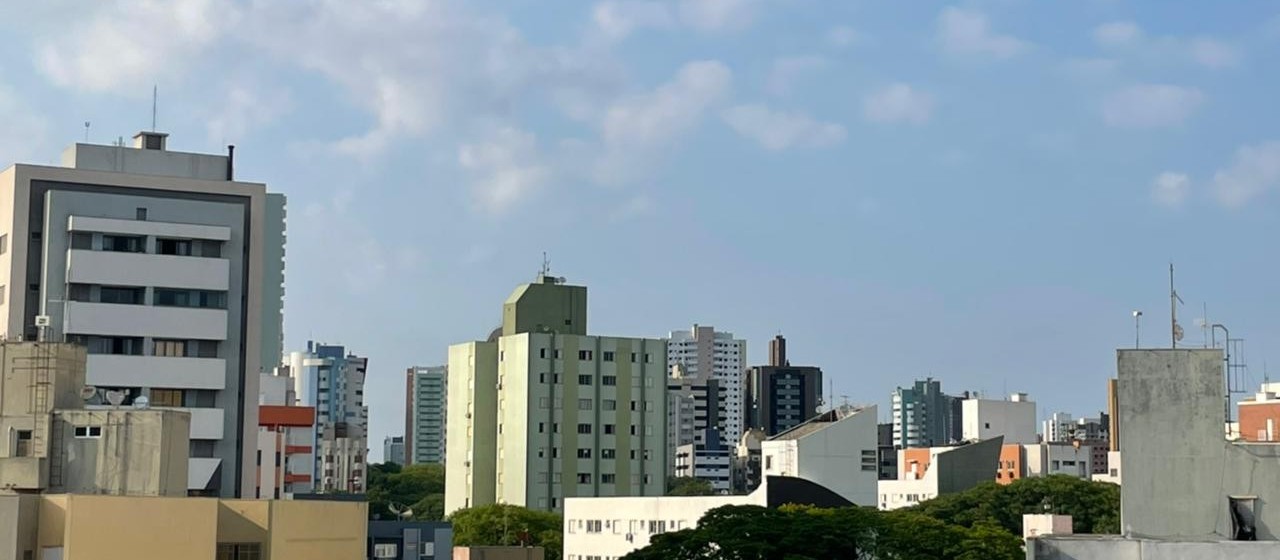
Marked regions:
[157,238,192,256]
[73,425,102,438]
[70,231,93,249]
[645,353,652,363]
[603,399,616,410]
[578,374,592,386]
[577,424,592,434]
[151,389,183,407]
[14,430,31,457]
[601,448,616,459]
[765,456,772,470]
[603,351,615,362]
[538,422,545,433]
[578,398,592,410]
[69,335,143,356]
[217,543,262,560]
[577,448,592,459]
[602,376,617,386]
[630,426,637,436]
[154,288,227,309]
[136,207,148,221]
[579,350,593,360]
[554,349,562,359]
[603,424,615,435]
[102,235,144,253]
[154,339,187,357]
[99,286,144,305]
[0,285,5,306]
[631,353,637,363]
[984,422,991,429]
[578,473,592,484]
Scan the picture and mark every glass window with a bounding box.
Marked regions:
[157,238,193,256]
[154,339,187,357]
[151,389,183,407]
[101,235,144,253]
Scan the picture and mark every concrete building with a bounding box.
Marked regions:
[1237,383,1280,442]
[0,493,365,560]
[961,393,1036,444]
[384,436,406,466]
[877,422,897,480]
[368,520,452,560]
[563,475,851,560]
[760,405,878,506]
[256,369,315,499]
[666,363,729,487]
[877,437,1002,510]
[744,336,823,437]
[0,341,190,497]
[0,133,286,497]
[405,365,447,464]
[665,325,745,449]
[445,275,667,514]
[731,428,765,492]
[891,378,962,449]
[288,342,369,493]
[1043,411,1110,444]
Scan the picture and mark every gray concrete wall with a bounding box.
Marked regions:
[51,409,190,496]
[1030,536,1280,560]
[936,436,1003,494]
[1118,349,1280,539]
[0,494,38,560]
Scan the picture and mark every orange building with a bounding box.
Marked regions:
[257,404,317,499]
[996,444,1024,484]
[1238,388,1280,442]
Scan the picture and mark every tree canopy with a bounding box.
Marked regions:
[449,503,563,560]
[623,504,1023,560]
[907,475,1121,535]
[667,476,716,496]
[365,462,446,521]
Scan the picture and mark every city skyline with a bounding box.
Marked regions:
[0,2,1278,462]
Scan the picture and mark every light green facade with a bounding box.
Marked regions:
[502,276,587,337]
[444,341,498,513]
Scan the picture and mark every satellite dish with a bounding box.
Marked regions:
[388,502,412,520]
[104,390,126,407]
[133,396,150,409]
[80,386,97,400]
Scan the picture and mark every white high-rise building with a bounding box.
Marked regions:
[665,325,745,447]
[0,132,285,497]
[289,342,369,493]
[961,393,1037,445]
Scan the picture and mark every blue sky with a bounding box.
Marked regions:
[1,1,1278,460]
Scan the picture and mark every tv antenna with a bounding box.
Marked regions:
[83,121,90,142]
[151,85,158,131]
[1169,263,1184,348]
[539,252,551,276]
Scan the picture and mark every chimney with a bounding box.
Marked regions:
[768,335,787,367]
[132,131,168,151]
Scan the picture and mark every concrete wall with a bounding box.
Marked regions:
[936,436,1003,494]
[51,409,190,496]
[455,547,545,560]
[267,499,367,559]
[0,495,38,560]
[761,406,879,506]
[58,494,220,559]
[1029,536,1280,560]
[962,397,1036,445]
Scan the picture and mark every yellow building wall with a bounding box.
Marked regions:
[36,495,65,549]
[267,500,367,560]
[60,495,218,560]
[217,500,270,545]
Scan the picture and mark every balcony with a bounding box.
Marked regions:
[64,301,227,340]
[67,249,230,291]
[0,457,46,491]
[68,215,231,241]
[86,355,226,390]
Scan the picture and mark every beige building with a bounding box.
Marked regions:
[446,275,668,514]
[0,493,366,560]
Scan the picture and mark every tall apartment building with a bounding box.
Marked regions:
[0,132,286,497]
[891,378,962,449]
[961,393,1037,445]
[289,342,369,493]
[383,436,405,465]
[1042,411,1110,444]
[665,325,745,447]
[257,368,316,498]
[667,363,730,489]
[744,336,823,437]
[445,275,667,514]
[405,365,447,464]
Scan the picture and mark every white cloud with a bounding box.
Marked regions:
[596,60,732,183]
[721,104,846,151]
[1093,21,1142,47]
[36,0,236,95]
[205,86,291,144]
[677,0,757,31]
[592,1,673,41]
[1102,84,1204,128]
[827,25,857,47]
[1151,172,1190,207]
[1189,37,1239,68]
[862,83,935,125]
[458,128,551,213]
[1212,142,1280,207]
[766,56,826,97]
[936,7,1026,59]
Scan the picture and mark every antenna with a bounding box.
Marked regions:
[83,121,90,142]
[151,85,158,132]
[540,252,551,276]
[1169,263,1184,348]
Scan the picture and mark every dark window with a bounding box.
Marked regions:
[602,376,617,386]
[579,350,593,360]
[578,473,592,484]
[102,235,144,253]
[578,375,592,386]
[540,348,547,359]
[256,450,262,465]
[99,286,144,305]
[631,353,637,363]
[602,473,616,484]
[577,448,592,459]
[601,448,616,459]
[14,430,31,457]
[577,424,592,434]
[604,424,615,435]
[136,208,148,221]
[70,232,93,249]
[603,351,615,362]
[154,289,227,309]
[156,238,192,256]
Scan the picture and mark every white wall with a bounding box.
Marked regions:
[762,406,879,507]
[962,397,1036,444]
[564,492,764,559]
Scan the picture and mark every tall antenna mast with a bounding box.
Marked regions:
[151,85,158,132]
[1169,263,1183,348]
[539,252,551,277]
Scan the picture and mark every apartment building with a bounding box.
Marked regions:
[405,365,447,464]
[666,363,730,487]
[961,393,1037,445]
[891,378,963,449]
[0,133,286,497]
[256,369,316,498]
[744,336,823,437]
[877,437,1003,510]
[288,342,369,493]
[665,325,745,448]
[384,436,406,465]
[445,275,667,514]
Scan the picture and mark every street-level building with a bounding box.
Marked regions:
[0,132,286,497]
[445,275,667,514]
[405,365,447,464]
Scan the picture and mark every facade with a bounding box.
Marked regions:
[405,365,447,464]
[454,547,545,560]
[289,342,369,493]
[664,325,745,450]
[256,370,316,498]
[1023,443,1094,478]
[731,428,766,492]
[384,436,406,466]
[563,475,851,560]
[666,363,729,486]
[876,422,897,480]
[877,437,1003,510]
[760,405,879,506]
[368,520,452,560]
[744,336,823,437]
[891,378,963,449]
[961,393,1036,444]
[0,341,190,497]
[0,493,366,560]
[445,276,668,515]
[0,133,286,497]
[1043,411,1110,444]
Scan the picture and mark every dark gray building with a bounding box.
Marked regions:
[744,336,823,437]
[368,520,453,560]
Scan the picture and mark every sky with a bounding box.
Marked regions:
[1,1,1278,461]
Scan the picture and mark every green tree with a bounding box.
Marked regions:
[449,503,563,560]
[666,476,715,496]
[365,462,446,521]
[908,475,1120,535]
